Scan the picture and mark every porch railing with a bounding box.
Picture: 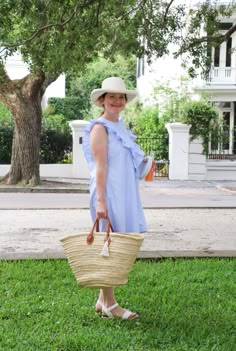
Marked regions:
[206,67,236,85]
[207,152,236,160]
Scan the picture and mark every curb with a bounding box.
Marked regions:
[1,249,235,261]
[0,186,89,193]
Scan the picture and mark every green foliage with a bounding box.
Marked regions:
[125,104,169,160]
[131,106,160,136]
[0,126,13,164]
[0,102,13,126]
[126,79,221,158]
[46,97,84,120]
[0,103,13,163]
[0,1,186,77]
[41,114,72,163]
[139,79,222,156]
[180,101,219,154]
[0,1,235,87]
[180,2,236,77]
[60,152,72,164]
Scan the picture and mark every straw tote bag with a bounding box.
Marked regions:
[60,217,144,288]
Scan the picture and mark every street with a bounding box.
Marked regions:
[0,182,236,209]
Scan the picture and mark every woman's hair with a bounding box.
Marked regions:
[99,93,107,116]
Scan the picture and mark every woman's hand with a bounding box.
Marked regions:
[96,198,108,219]
[143,156,148,163]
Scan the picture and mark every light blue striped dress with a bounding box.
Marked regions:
[83,116,147,233]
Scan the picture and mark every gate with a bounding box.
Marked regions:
[136,136,169,178]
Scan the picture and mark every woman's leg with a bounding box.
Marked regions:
[97,287,137,319]
[95,289,104,312]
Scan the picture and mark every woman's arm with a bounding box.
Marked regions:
[90,124,108,218]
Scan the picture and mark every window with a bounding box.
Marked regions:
[214,46,220,67]
[234,103,236,154]
[210,103,235,155]
[219,22,233,31]
[226,37,232,67]
[223,111,230,150]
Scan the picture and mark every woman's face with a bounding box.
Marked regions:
[100,93,126,115]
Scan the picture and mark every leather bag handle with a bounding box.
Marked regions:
[87,217,114,245]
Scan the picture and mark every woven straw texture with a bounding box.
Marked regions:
[60,231,144,288]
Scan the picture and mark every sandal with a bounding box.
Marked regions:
[102,303,138,320]
[95,299,103,313]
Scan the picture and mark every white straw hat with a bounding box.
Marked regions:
[90,77,137,107]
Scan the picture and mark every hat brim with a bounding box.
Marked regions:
[91,88,137,107]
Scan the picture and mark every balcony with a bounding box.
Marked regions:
[206,67,236,85]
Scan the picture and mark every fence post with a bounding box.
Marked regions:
[165,122,191,180]
[69,120,89,179]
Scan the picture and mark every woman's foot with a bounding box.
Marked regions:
[102,303,138,320]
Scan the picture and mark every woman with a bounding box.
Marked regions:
[83,77,147,320]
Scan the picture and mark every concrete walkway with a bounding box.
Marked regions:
[0,179,236,260]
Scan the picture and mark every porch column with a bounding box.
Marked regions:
[165,122,191,180]
[69,120,89,179]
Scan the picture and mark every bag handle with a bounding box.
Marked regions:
[87,217,114,245]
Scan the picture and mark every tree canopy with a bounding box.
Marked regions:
[1,0,236,79]
[0,0,184,77]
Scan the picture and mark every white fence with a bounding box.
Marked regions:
[1,121,236,181]
[166,123,236,181]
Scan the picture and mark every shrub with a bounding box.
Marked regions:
[0,103,14,164]
[47,97,84,120]
[0,125,13,164]
[40,114,72,163]
[125,104,170,160]
[180,101,218,154]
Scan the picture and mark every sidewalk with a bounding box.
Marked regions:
[1,177,236,193]
[0,178,236,260]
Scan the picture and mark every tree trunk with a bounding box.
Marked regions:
[9,99,42,185]
[0,72,46,185]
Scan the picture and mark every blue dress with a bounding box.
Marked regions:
[83,116,147,233]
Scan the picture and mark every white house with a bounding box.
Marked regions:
[137,2,236,180]
[5,53,65,108]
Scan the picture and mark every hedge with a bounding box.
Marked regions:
[0,114,72,164]
[47,97,85,120]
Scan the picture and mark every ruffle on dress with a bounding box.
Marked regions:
[83,117,144,172]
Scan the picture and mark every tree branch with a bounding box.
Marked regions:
[163,0,175,21]
[116,0,147,21]
[221,23,236,42]
[0,0,98,53]
[0,63,10,82]
[41,73,59,97]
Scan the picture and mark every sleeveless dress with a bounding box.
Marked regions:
[83,116,147,233]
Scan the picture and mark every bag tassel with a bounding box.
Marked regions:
[100,240,110,257]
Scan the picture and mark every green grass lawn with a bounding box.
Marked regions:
[0,258,235,351]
